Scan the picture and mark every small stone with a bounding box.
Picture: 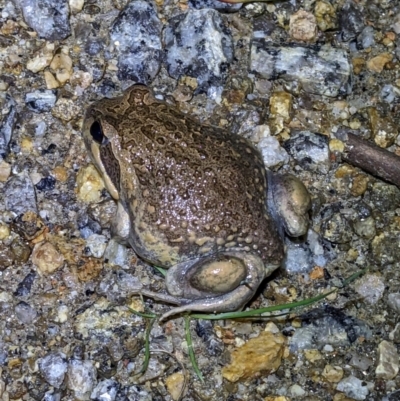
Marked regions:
[39,352,68,388]
[336,376,369,400]
[251,43,351,97]
[322,365,344,383]
[304,349,322,362]
[25,90,57,113]
[85,234,107,258]
[315,1,337,32]
[165,372,185,401]
[0,160,11,182]
[76,258,103,282]
[329,139,345,153]
[354,273,385,305]
[352,57,365,75]
[26,43,55,73]
[110,0,162,84]
[51,98,81,122]
[376,340,399,380]
[69,0,84,14]
[284,131,330,174]
[18,0,71,40]
[44,70,60,89]
[258,136,290,170]
[32,241,64,274]
[288,384,306,397]
[103,239,128,267]
[349,353,373,371]
[76,164,105,203]
[4,173,37,215]
[367,53,393,73]
[90,379,119,401]
[338,1,364,41]
[67,359,97,400]
[269,91,293,134]
[53,166,68,182]
[388,293,400,313]
[15,301,37,324]
[165,8,233,93]
[289,10,318,42]
[222,331,286,382]
[50,51,73,84]
[0,224,10,240]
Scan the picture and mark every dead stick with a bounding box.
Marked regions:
[335,131,400,187]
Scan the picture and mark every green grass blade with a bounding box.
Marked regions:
[185,315,204,383]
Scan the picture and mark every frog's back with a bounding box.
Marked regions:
[107,86,284,266]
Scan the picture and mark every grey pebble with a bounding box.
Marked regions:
[164,8,233,94]
[16,0,71,40]
[39,352,68,388]
[110,0,162,84]
[4,173,37,215]
[250,44,352,97]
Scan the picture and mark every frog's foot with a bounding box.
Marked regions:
[267,171,311,238]
[159,252,270,321]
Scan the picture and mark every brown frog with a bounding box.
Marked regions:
[83,85,311,320]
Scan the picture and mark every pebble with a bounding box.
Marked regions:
[0,160,11,182]
[321,211,352,244]
[388,293,400,314]
[39,352,68,388]
[85,234,108,258]
[15,301,37,324]
[251,44,351,97]
[165,372,185,401]
[314,0,337,32]
[44,70,60,89]
[288,384,306,397]
[165,8,233,94]
[90,379,119,401]
[258,136,290,169]
[17,0,71,40]
[69,0,84,14]
[14,271,36,297]
[284,131,330,174]
[103,239,128,267]
[322,365,344,383]
[26,43,55,73]
[221,331,286,382]
[336,375,369,401]
[289,10,318,42]
[31,241,64,275]
[110,0,162,84]
[367,53,393,73]
[76,164,105,203]
[67,359,97,400]
[354,273,385,305]
[338,1,364,41]
[25,90,57,113]
[4,173,37,215]
[357,26,375,49]
[50,51,73,84]
[349,353,373,372]
[375,340,399,380]
[51,98,81,122]
[0,94,17,160]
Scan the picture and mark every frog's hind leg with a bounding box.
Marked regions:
[159,252,267,322]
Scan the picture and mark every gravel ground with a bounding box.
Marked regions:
[0,0,400,400]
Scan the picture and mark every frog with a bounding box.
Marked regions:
[82,84,311,320]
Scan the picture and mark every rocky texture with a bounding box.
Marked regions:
[250,43,351,97]
[164,9,233,95]
[110,1,162,84]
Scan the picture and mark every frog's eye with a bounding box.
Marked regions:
[90,121,104,144]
